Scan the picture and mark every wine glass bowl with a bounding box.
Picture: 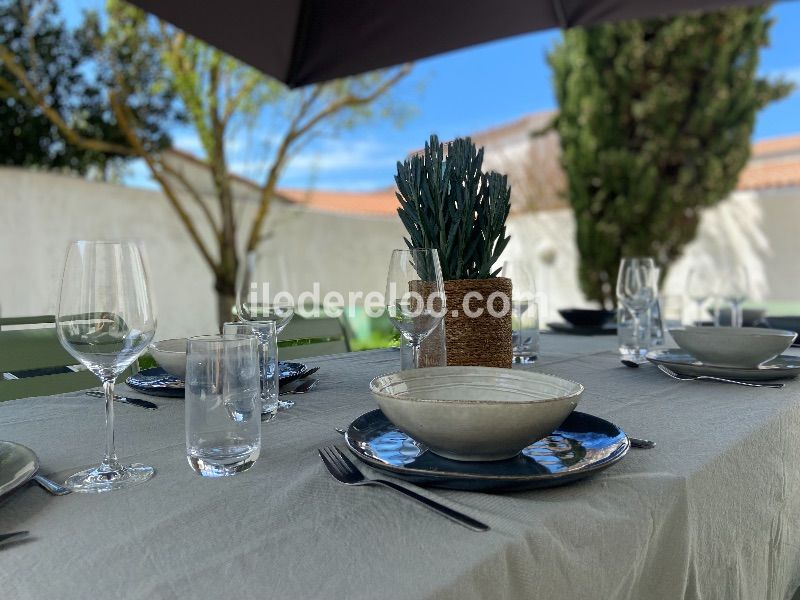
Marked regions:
[56,241,157,493]
[385,249,445,369]
[236,248,295,334]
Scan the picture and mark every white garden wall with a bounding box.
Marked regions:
[0,168,798,340]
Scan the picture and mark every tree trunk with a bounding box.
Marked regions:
[215,275,236,330]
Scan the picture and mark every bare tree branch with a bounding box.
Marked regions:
[159,159,221,239]
[109,93,218,272]
[244,64,411,251]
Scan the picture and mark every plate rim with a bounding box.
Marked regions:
[345,409,630,482]
[646,348,800,372]
[127,361,310,388]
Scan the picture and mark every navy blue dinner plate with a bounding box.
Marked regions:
[126,362,310,398]
[345,409,630,492]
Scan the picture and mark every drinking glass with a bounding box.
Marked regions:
[719,265,749,327]
[686,264,715,326]
[185,335,261,477]
[236,247,294,333]
[56,241,157,493]
[616,257,658,359]
[223,322,280,418]
[617,304,651,357]
[501,260,540,363]
[385,249,445,369]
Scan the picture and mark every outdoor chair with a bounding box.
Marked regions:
[0,315,135,402]
[277,314,351,360]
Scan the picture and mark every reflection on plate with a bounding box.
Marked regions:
[646,349,800,381]
[0,441,38,498]
[126,361,310,397]
[345,409,629,492]
[548,322,617,336]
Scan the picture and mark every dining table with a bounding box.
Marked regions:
[2,333,800,600]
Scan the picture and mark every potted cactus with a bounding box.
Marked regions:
[395,135,513,368]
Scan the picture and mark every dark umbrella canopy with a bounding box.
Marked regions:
[130,0,766,87]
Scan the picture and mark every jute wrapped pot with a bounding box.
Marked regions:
[437,278,513,368]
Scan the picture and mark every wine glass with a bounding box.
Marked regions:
[385,249,445,368]
[616,257,658,359]
[56,241,157,493]
[719,265,749,327]
[236,247,294,333]
[501,260,539,363]
[686,264,715,326]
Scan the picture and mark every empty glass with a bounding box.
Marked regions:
[56,241,157,493]
[223,322,280,418]
[501,260,540,363]
[617,304,652,357]
[385,249,445,368]
[186,335,261,477]
[236,248,294,334]
[719,265,749,327]
[616,257,658,359]
[686,264,715,326]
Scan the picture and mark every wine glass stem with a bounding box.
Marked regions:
[102,379,120,471]
[632,313,641,357]
[411,341,421,369]
[733,302,742,327]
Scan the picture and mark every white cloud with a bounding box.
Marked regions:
[285,139,398,172]
[767,65,800,87]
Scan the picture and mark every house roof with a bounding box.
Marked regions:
[165,123,800,220]
[278,187,399,217]
[737,134,800,191]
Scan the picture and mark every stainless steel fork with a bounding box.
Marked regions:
[657,364,784,389]
[318,446,489,532]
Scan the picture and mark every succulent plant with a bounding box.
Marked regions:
[395,135,511,280]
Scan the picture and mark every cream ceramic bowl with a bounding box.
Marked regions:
[149,338,187,379]
[669,327,797,368]
[369,367,583,462]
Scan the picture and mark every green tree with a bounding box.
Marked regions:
[0,0,176,176]
[548,6,792,305]
[0,0,411,324]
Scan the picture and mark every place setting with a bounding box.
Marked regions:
[613,256,800,385]
[129,339,318,399]
[310,246,642,533]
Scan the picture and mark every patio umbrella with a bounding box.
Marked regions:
[129,0,766,87]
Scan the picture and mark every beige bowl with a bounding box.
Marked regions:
[369,367,583,462]
[149,338,187,379]
[669,327,797,368]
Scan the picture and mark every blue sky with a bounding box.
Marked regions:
[63,1,800,192]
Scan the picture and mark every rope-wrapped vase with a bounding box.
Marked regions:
[438,278,513,368]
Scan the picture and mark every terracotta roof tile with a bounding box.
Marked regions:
[737,158,800,191]
[278,187,399,217]
[750,134,800,159]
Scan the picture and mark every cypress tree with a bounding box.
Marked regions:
[549,7,792,304]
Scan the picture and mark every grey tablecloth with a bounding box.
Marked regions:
[2,334,800,600]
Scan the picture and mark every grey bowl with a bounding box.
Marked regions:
[669,327,797,368]
[369,367,583,462]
